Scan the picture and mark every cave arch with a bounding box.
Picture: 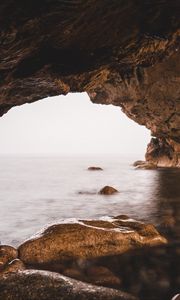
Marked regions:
[0,0,179,166]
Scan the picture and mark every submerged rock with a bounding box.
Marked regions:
[135,162,157,169]
[0,269,139,300]
[0,245,18,270]
[133,160,145,167]
[88,167,103,171]
[99,186,119,195]
[18,216,167,267]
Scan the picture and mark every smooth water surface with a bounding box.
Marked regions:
[0,155,179,245]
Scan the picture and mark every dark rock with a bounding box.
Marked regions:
[86,266,121,288]
[88,243,180,300]
[77,190,96,195]
[99,186,119,195]
[18,217,166,266]
[0,270,139,300]
[88,167,103,171]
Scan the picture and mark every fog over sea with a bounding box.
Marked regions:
[0,154,179,246]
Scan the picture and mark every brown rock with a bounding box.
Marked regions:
[87,266,121,288]
[18,217,167,266]
[0,259,25,277]
[133,160,145,167]
[99,186,119,195]
[135,162,157,169]
[0,269,139,300]
[88,166,103,171]
[0,245,18,269]
[145,138,180,168]
[63,268,83,281]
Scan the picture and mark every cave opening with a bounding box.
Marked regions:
[0,92,150,156]
[0,91,159,246]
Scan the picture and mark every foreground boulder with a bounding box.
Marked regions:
[18,216,167,266]
[99,186,119,195]
[37,243,179,300]
[0,270,138,300]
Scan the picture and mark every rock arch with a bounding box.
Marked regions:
[0,0,179,166]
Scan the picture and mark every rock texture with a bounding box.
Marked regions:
[18,216,166,266]
[0,0,179,165]
[146,138,180,167]
[0,270,138,300]
[99,186,118,195]
[0,259,25,277]
[0,245,18,270]
[86,243,180,300]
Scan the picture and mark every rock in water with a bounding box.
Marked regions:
[18,216,167,266]
[88,167,103,171]
[0,270,139,300]
[133,160,145,167]
[99,186,118,195]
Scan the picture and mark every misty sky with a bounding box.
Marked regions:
[0,93,150,156]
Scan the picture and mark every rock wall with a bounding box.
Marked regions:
[0,0,179,166]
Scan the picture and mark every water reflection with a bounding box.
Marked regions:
[153,168,180,242]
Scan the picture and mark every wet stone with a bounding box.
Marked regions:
[99,186,119,195]
[18,217,167,266]
[0,269,139,300]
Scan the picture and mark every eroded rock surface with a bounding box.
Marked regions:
[0,270,138,300]
[18,216,166,266]
[146,138,180,167]
[0,1,179,165]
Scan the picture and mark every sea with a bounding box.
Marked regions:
[0,154,179,246]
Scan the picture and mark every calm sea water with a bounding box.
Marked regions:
[0,155,179,246]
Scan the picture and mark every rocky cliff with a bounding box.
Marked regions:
[0,0,179,166]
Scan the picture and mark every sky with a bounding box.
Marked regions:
[0,92,150,156]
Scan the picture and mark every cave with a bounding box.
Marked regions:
[0,1,180,300]
[0,0,179,166]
